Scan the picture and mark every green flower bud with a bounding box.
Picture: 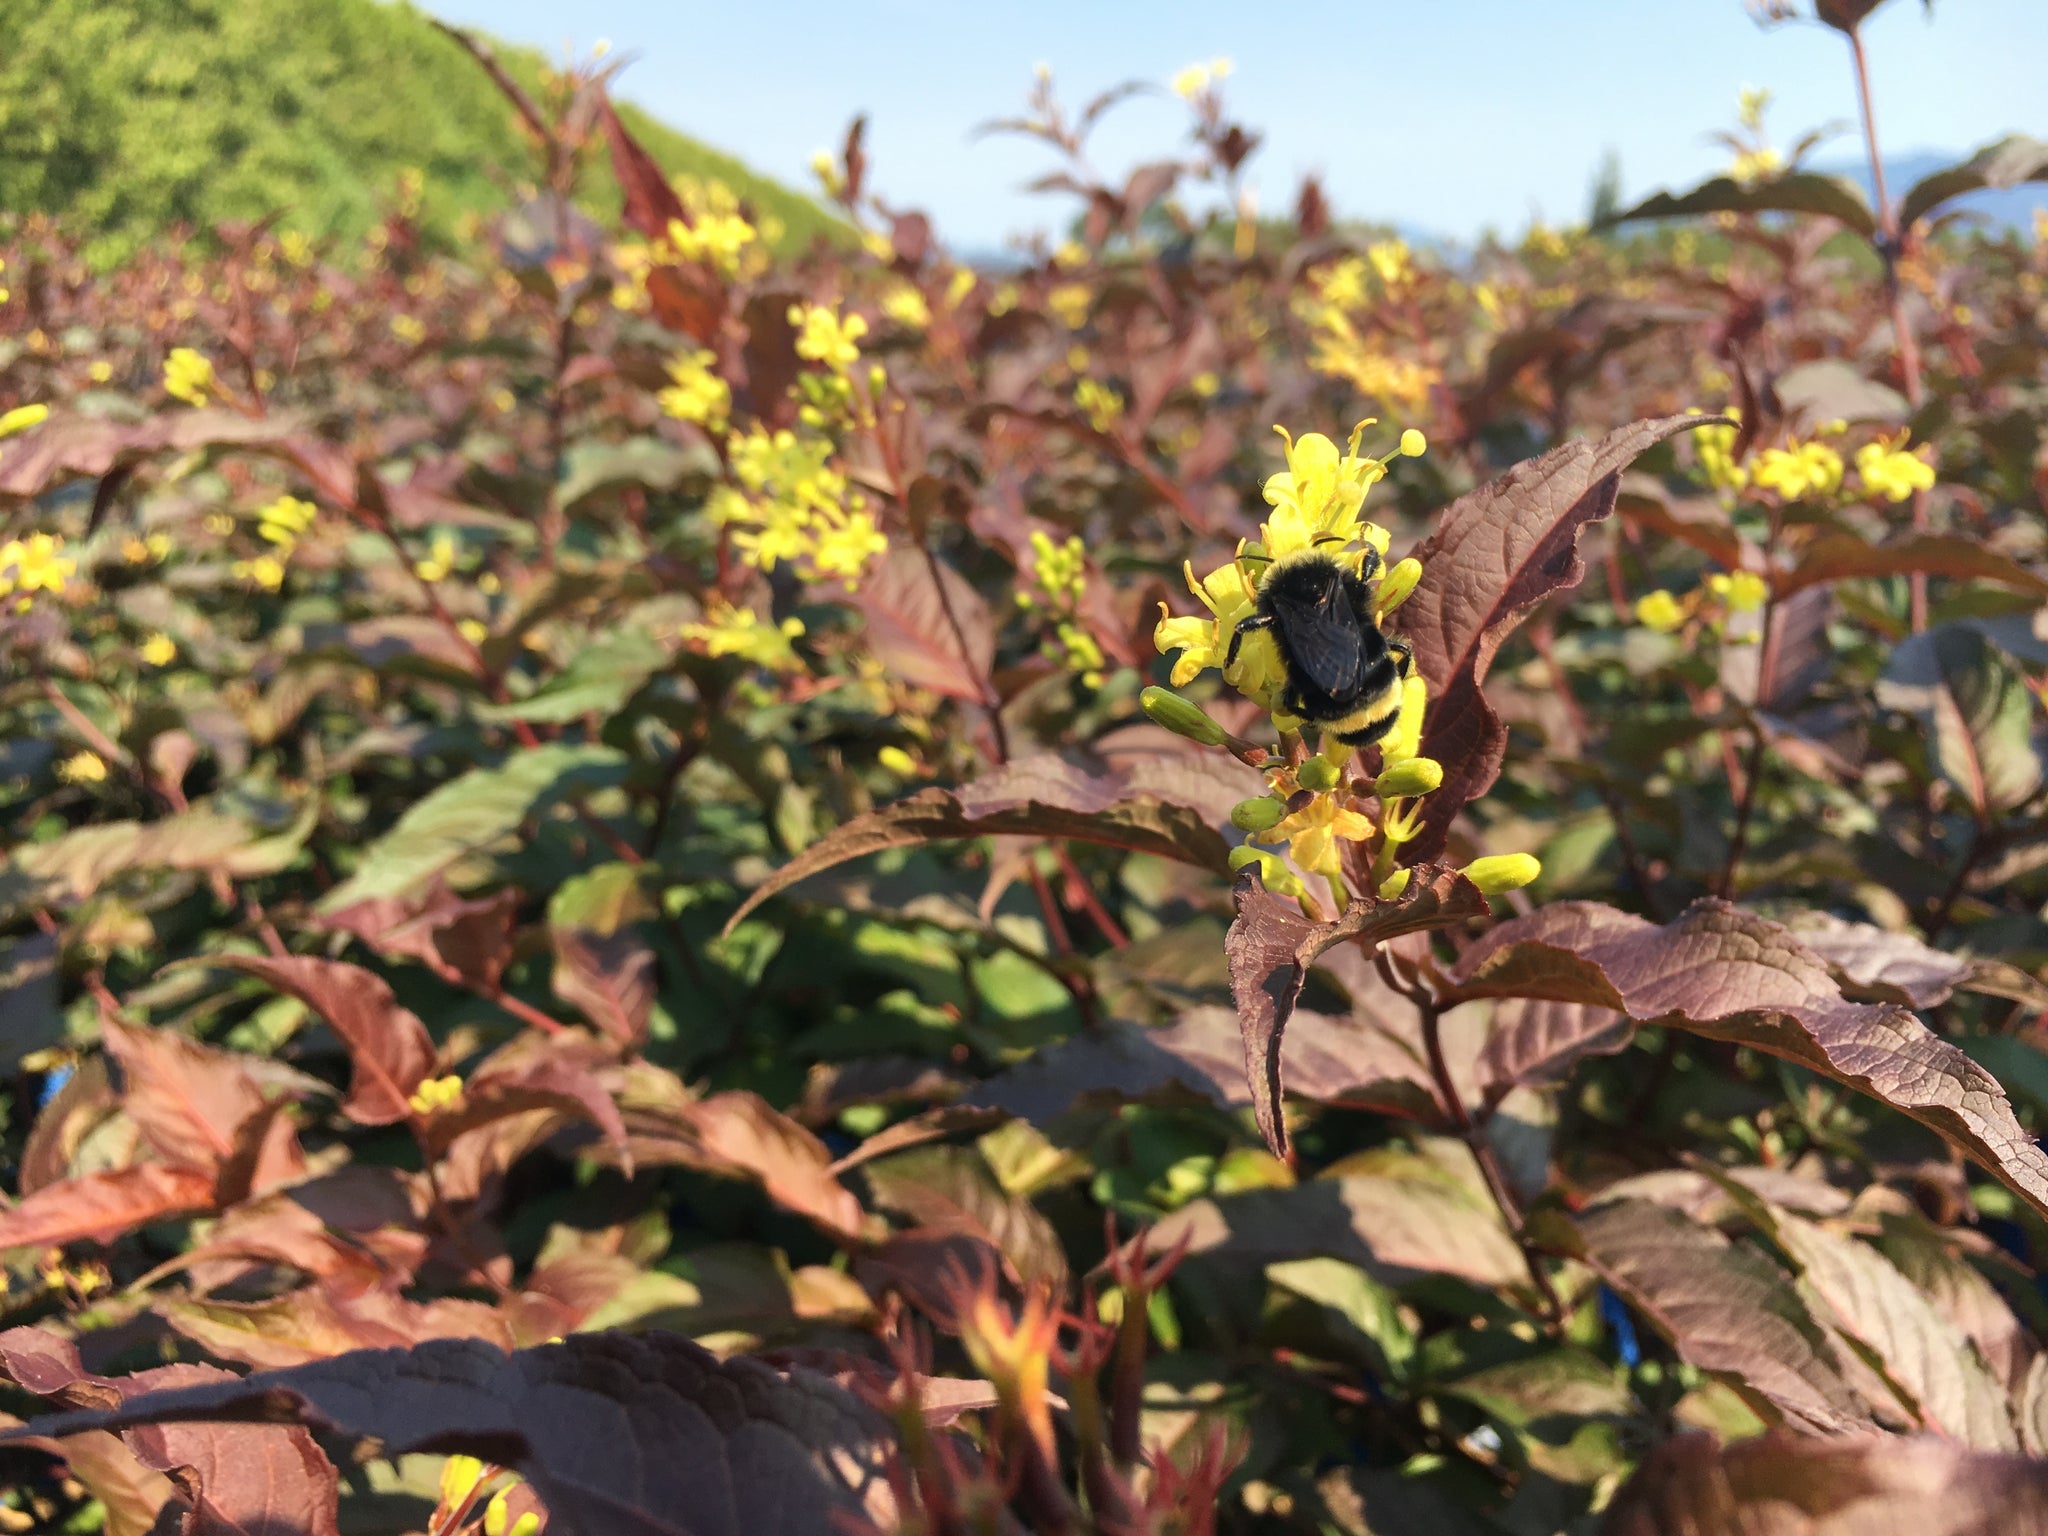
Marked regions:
[1228,845,1304,898]
[1141,685,1225,746]
[1377,867,1412,900]
[1375,556,1424,620]
[1297,754,1343,792]
[1374,755,1443,799]
[1462,853,1542,896]
[1230,796,1288,833]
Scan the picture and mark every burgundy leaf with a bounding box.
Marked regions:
[1400,414,1723,862]
[723,778,1230,936]
[1602,1430,2048,1536]
[318,882,521,993]
[863,1145,1067,1294]
[1226,865,1487,1158]
[1447,899,2048,1218]
[0,1330,339,1536]
[97,1015,269,1175]
[199,956,434,1126]
[1571,1198,1871,1434]
[1474,997,1630,1107]
[0,1164,219,1249]
[0,1331,896,1536]
[852,547,996,705]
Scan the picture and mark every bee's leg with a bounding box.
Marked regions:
[1224,613,1274,675]
[1356,542,1383,585]
[1386,638,1413,677]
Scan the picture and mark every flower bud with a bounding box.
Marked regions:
[1140,685,1225,746]
[1229,845,1305,898]
[1377,867,1412,900]
[1462,853,1542,896]
[1230,795,1288,832]
[1374,556,1423,619]
[1374,756,1443,799]
[1297,754,1343,792]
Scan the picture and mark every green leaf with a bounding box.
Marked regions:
[1900,134,2048,229]
[315,744,628,911]
[1604,172,1876,239]
[1267,1257,1417,1382]
[557,435,717,511]
[475,625,670,724]
[1876,624,2046,814]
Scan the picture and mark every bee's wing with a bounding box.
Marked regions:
[1277,601,1368,699]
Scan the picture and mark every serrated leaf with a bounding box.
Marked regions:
[1449,900,2048,1220]
[1876,624,2045,814]
[1900,134,2048,229]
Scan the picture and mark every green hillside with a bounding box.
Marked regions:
[0,0,841,265]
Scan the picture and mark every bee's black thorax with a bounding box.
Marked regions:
[1236,549,1412,748]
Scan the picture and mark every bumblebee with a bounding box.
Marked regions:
[1224,541,1412,747]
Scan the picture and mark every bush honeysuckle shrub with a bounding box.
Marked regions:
[6,17,2048,1536]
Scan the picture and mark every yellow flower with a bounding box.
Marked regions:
[58,750,108,785]
[1154,558,1261,690]
[408,1075,467,1116]
[1854,437,1936,502]
[162,347,216,406]
[1375,557,1423,622]
[1378,674,1429,765]
[1693,415,1747,492]
[1708,570,1769,614]
[1260,421,1394,558]
[1171,63,1210,99]
[1264,791,1377,879]
[666,208,757,277]
[881,283,931,329]
[1074,377,1124,432]
[232,554,287,591]
[680,601,807,672]
[1635,590,1686,632]
[483,1488,540,1536]
[1047,282,1091,329]
[1730,146,1783,186]
[877,745,919,777]
[1366,239,1413,290]
[0,402,48,439]
[944,267,977,308]
[787,302,867,374]
[1751,439,1844,501]
[1190,371,1220,399]
[255,494,317,549]
[390,314,427,345]
[414,534,457,583]
[140,633,177,667]
[438,1454,486,1510]
[0,533,75,598]
[457,619,489,645]
[657,348,730,432]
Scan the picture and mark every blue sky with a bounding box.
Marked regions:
[419,0,2045,249]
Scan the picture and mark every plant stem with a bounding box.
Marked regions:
[1845,22,1929,631]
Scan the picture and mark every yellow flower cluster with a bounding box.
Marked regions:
[1019,530,1107,689]
[788,302,867,375]
[881,283,931,330]
[1295,262,1440,411]
[229,493,316,590]
[0,532,75,609]
[666,208,757,279]
[407,1074,466,1115]
[1636,568,1769,635]
[1170,56,1232,100]
[163,347,216,406]
[712,426,888,589]
[1047,282,1091,329]
[1146,424,1535,911]
[1074,377,1124,433]
[680,599,807,673]
[414,534,459,584]
[1854,434,1937,501]
[1752,438,1844,501]
[657,349,731,433]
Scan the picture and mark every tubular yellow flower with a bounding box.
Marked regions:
[1463,853,1542,896]
[140,633,177,667]
[1854,437,1936,502]
[1374,557,1423,622]
[1692,416,1747,492]
[413,534,457,583]
[1260,421,1392,555]
[1266,791,1377,879]
[1635,590,1686,632]
[1154,558,1262,690]
[1047,282,1092,329]
[255,494,317,549]
[162,347,216,406]
[483,1489,540,1536]
[1171,62,1210,99]
[880,283,931,329]
[1074,377,1124,432]
[0,402,48,439]
[1708,570,1769,614]
[438,1455,486,1511]
[1378,674,1429,766]
[877,745,919,777]
[57,750,108,785]
[232,554,287,591]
